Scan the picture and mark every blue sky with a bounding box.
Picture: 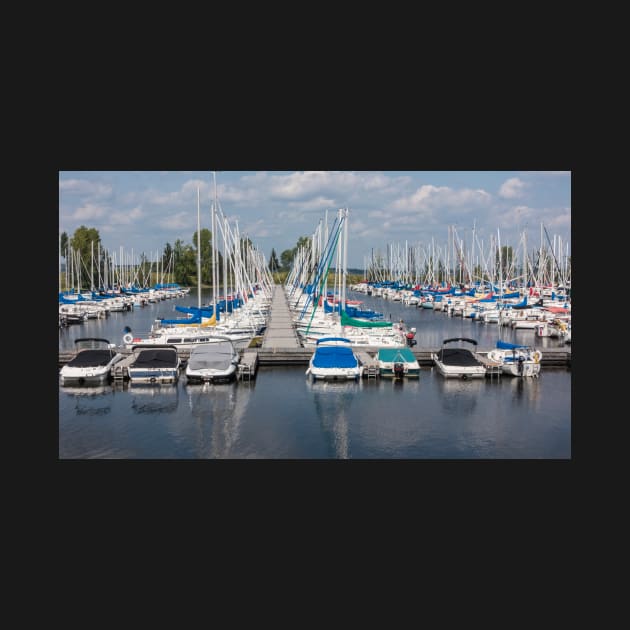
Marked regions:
[59,171,571,269]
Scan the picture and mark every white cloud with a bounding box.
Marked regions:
[60,179,112,198]
[72,203,108,220]
[521,171,571,176]
[499,178,526,199]
[109,207,144,225]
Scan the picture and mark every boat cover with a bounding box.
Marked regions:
[187,342,236,370]
[312,346,358,369]
[66,350,117,368]
[132,349,179,368]
[438,348,482,366]
[341,310,392,328]
[496,340,527,350]
[377,347,416,363]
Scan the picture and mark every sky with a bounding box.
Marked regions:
[59,171,571,270]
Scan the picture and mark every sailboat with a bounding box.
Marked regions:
[122,186,251,350]
[487,340,542,377]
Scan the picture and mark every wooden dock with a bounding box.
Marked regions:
[59,284,571,373]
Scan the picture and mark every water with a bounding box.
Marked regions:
[58,288,571,459]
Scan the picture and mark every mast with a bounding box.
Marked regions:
[212,171,218,320]
[196,185,201,312]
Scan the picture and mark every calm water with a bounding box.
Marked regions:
[58,288,572,459]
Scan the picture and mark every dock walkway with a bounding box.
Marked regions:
[261,285,302,350]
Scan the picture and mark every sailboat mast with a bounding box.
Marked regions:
[212,171,218,318]
[197,186,201,312]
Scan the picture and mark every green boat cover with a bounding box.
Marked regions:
[377,347,416,363]
[341,310,392,328]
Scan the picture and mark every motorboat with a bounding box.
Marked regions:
[126,345,180,384]
[377,347,420,378]
[59,338,125,386]
[305,337,362,382]
[185,337,240,383]
[432,337,487,379]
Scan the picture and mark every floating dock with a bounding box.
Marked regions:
[59,283,571,374]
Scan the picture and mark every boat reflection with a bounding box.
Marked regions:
[507,373,542,409]
[308,379,362,458]
[435,376,488,415]
[184,382,253,458]
[61,383,114,416]
[130,383,179,414]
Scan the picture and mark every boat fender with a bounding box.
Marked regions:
[533,350,541,363]
[123,333,134,345]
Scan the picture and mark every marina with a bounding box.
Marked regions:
[59,171,571,459]
[58,286,571,373]
[59,284,571,459]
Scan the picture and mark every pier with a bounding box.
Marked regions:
[59,285,571,373]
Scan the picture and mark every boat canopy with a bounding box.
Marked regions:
[442,337,478,346]
[341,310,392,328]
[377,347,416,363]
[311,346,358,369]
[496,340,527,350]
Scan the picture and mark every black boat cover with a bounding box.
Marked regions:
[66,349,117,368]
[438,348,482,366]
[132,349,179,368]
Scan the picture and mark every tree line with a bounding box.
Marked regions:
[60,226,315,289]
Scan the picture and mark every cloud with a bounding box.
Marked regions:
[71,203,108,220]
[521,171,571,176]
[499,177,526,198]
[109,207,144,225]
[59,179,112,198]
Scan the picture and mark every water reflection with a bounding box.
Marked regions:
[184,381,253,458]
[307,379,361,458]
[130,384,179,414]
[435,376,488,415]
[507,373,542,409]
[61,383,114,416]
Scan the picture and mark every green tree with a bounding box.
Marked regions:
[280,248,295,271]
[69,226,101,289]
[173,239,196,285]
[162,242,173,267]
[60,232,69,259]
[193,228,213,285]
[268,248,279,273]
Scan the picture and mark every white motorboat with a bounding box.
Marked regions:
[432,337,487,379]
[305,337,362,382]
[126,345,180,384]
[60,338,125,386]
[185,338,240,383]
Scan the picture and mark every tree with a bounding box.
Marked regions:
[69,226,101,289]
[60,232,68,259]
[193,228,213,285]
[162,242,173,268]
[268,248,279,272]
[280,248,295,271]
[173,239,196,285]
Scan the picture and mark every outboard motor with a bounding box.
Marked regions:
[393,362,405,379]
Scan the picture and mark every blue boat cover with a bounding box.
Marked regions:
[496,340,527,350]
[312,346,358,369]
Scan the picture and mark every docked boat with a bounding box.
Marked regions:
[126,345,180,384]
[377,347,420,378]
[487,340,541,377]
[59,338,125,386]
[122,322,253,351]
[432,337,487,379]
[185,337,240,383]
[305,337,362,382]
